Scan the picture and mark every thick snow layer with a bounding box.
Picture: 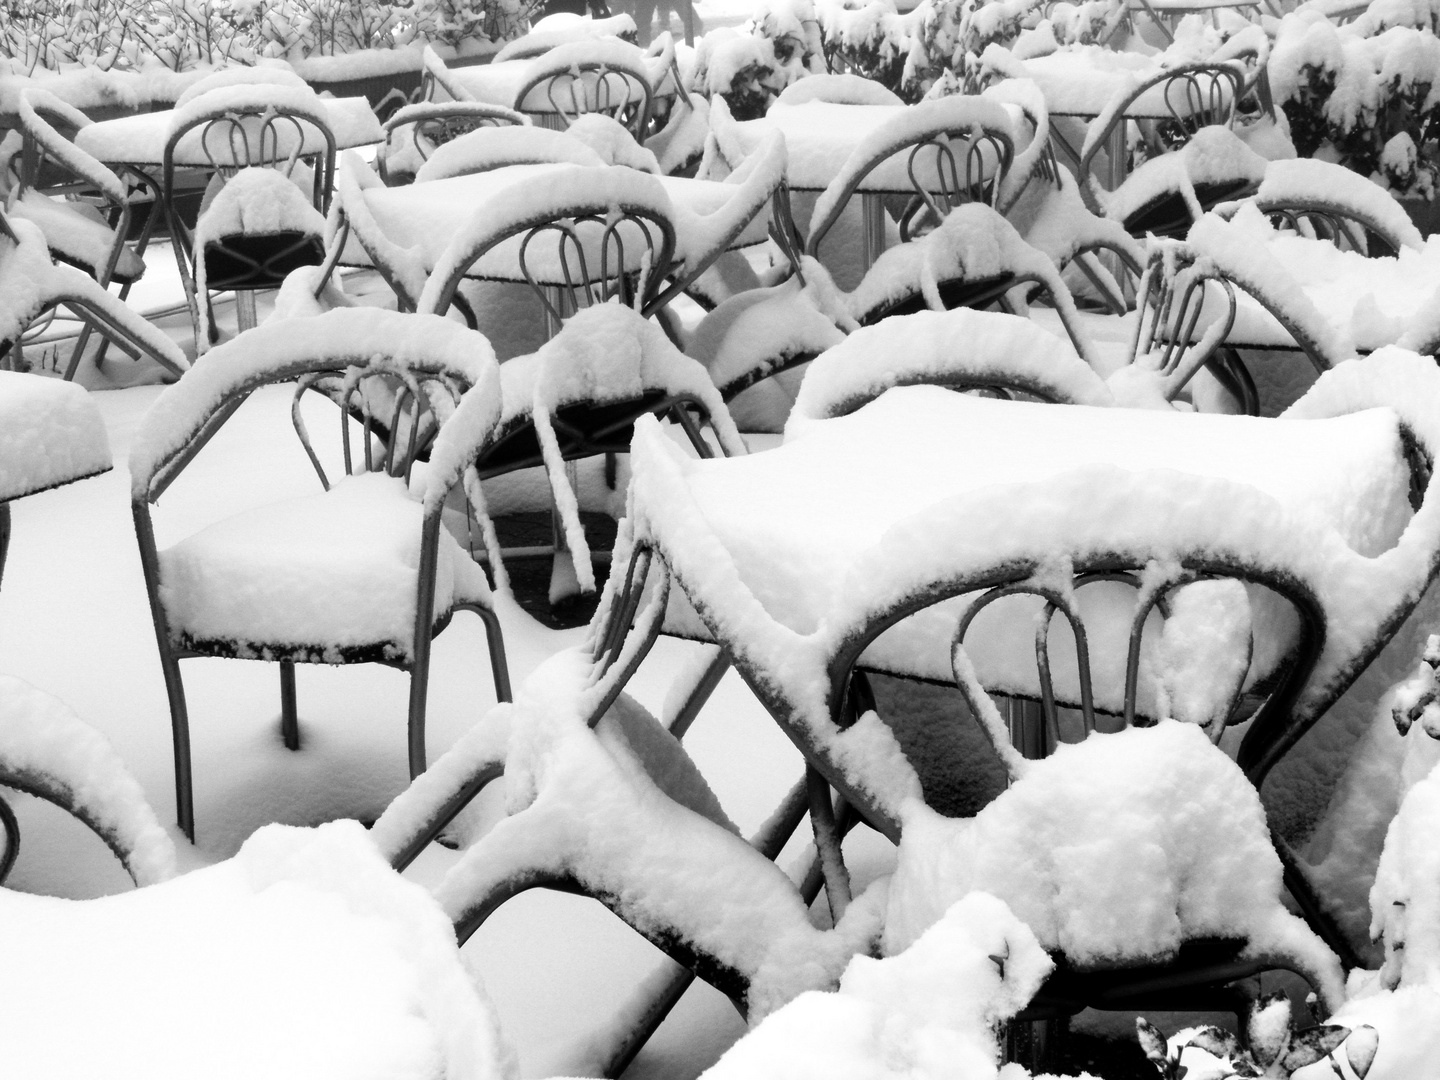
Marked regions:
[1099,126,1267,227]
[333,151,432,307]
[997,43,1195,119]
[1254,157,1425,253]
[1192,205,1440,359]
[789,308,1113,423]
[128,306,496,498]
[74,96,383,169]
[733,101,908,190]
[0,675,175,887]
[157,472,493,662]
[565,113,663,172]
[433,648,888,1019]
[495,14,640,62]
[414,126,605,184]
[1371,751,1440,988]
[697,892,1056,1080]
[775,73,903,106]
[884,723,1344,1005]
[629,348,1440,833]
[511,38,658,114]
[0,820,516,1080]
[13,90,126,205]
[490,302,744,592]
[0,369,111,502]
[0,217,187,376]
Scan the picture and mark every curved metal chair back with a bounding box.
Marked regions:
[418,174,678,331]
[805,99,1017,257]
[514,57,654,139]
[378,101,529,184]
[419,45,478,104]
[163,100,336,215]
[1129,242,1238,399]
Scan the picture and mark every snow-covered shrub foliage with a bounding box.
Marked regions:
[816,0,916,93]
[1270,9,1440,199]
[691,27,790,118]
[1135,1000,1369,1080]
[752,0,826,74]
[0,0,527,73]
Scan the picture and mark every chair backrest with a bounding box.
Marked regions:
[130,308,496,506]
[1079,62,1246,185]
[416,164,677,329]
[419,45,479,104]
[1127,240,1238,401]
[7,89,110,199]
[513,39,655,139]
[378,101,529,184]
[787,308,1116,425]
[163,84,337,219]
[804,96,1017,257]
[1244,158,1426,258]
[412,125,606,184]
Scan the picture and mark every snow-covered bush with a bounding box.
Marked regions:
[1270,9,1440,199]
[691,27,790,118]
[0,0,528,73]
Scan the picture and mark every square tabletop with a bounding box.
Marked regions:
[0,371,111,504]
[74,96,383,168]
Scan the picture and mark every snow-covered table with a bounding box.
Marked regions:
[644,384,1414,695]
[0,371,111,590]
[73,96,383,167]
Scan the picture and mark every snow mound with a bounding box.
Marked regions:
[885,722,1345,1007]
[0,369,111,502]
[0,819,516,1080]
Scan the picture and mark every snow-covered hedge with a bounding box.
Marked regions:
[695,0,1126,115]
[0,0,529,76]
[1271,6,1440,200]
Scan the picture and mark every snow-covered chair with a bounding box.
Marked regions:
[513,38,657,138]
[0,820,512,1079]
[448,303,746,603]
[1225,157,1427,259]
[1079,63,1265,239]
[129,308,510,842]
[418,44,481,104]
[375,101,530,186]
[0,210,188,381]
[320,152,435,317]
[162,81,337,349]
[0,675,176,889]
[802,95,1017,264]
[416,163,678,336]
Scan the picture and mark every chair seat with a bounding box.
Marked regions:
[10,190,146,284]
[158,473,491,665]
[193,167,328,292]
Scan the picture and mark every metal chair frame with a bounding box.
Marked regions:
[377,101,529,185]
[0,209,187,380]
[805,125,1016,258]
[514,58,654,139]
[421,199,678,334]
[132,342,511,843]
[163,98,337,345]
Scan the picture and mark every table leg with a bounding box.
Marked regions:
[0,501,10,594]
[543,284,565,341]
[861,193,886,270]
[235,291,258,334]
[1101,122,1131,292]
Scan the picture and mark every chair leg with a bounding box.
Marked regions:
[0,791,19,886]
[279,660,300,751]
[0,501,10,593]
[467,603,512,703]
[158,649,196,843]
[407,643,432,781]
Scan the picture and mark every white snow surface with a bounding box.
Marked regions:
[8,190,146,282]
[696,892,1057,1080]
[0,819,516,1080]
[0,674,176,887]
[884,722,1344,1006]
[774,73,903,106]
[0,369,111,501]
[628,348,1440,831]
[414,126,607,184]
[1099,126,1267,227]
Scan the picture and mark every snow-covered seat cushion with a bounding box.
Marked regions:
[9,190,146,283]
[158,472,492,665]
[1099,127,1268,239]
[0,369,111,502]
